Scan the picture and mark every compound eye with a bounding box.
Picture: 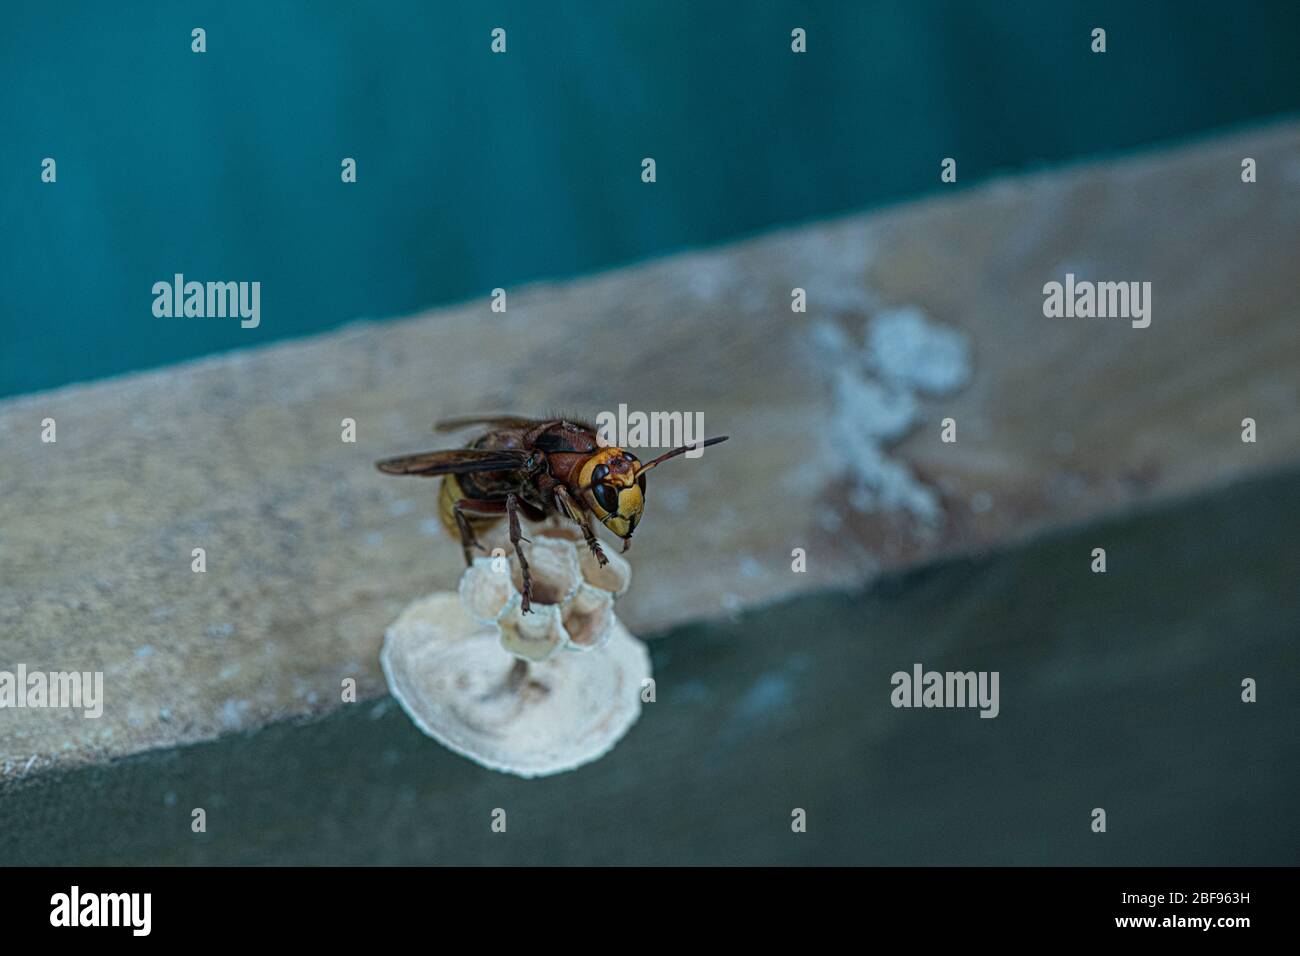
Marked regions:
[592,463,609,483]
[637,474,647,495]
[592,482,619,515]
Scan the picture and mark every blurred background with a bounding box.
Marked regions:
[4,0,1300,398]
[2,2,1298,866]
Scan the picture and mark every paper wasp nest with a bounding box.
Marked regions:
[380,527,650,778]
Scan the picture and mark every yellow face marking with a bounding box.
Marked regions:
[601,485,643,537]
[580,448,644,538]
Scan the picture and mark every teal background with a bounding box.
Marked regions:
[3,0,1300,398]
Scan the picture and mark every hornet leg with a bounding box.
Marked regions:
[553,486,608,567]
[505,492,533,613]
[452,497,506,566]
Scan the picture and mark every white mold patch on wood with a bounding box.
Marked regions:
[814,306,971,525]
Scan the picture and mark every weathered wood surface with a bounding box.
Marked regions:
[2,121,1299,785]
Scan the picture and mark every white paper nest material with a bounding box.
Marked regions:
[380,529,651,778]
[459,531,632,660]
